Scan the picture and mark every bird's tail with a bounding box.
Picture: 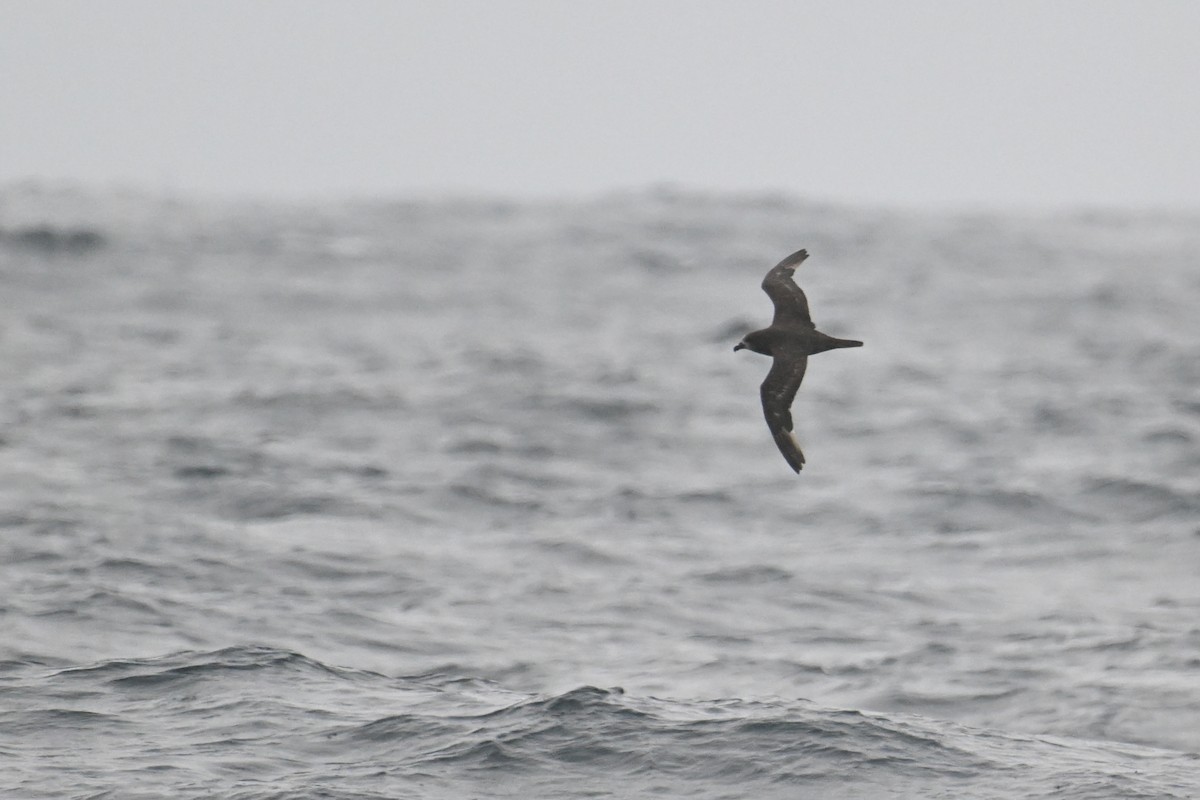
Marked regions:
[831,338,863,349]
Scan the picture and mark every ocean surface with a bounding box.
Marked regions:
[1,184,1198,798]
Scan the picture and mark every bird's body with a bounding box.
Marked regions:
[734,249,862,472]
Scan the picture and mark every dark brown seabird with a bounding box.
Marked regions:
[733,249,862,472]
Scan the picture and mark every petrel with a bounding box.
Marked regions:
[733,249,862,472]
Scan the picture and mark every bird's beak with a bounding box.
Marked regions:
[733,343,745,352]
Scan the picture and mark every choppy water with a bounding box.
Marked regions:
[2,185,1198,798]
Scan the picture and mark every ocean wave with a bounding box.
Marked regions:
[4,647,1197,798]
[909,484,1087,532]
[1079,477,1200,523]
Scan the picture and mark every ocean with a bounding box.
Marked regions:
[1,184,1198,798]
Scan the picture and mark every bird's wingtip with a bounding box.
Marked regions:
[774,248,810,271]
[774,428,806,473]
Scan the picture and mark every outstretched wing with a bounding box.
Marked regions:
[760,348,809,473]
[761,248,814,329]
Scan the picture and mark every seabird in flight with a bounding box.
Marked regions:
[733,249,862,472]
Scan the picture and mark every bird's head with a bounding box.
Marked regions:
[733,341,746,352]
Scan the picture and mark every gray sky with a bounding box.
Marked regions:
[4,1,1198,209]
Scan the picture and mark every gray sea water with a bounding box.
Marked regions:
[1,184,1198,798]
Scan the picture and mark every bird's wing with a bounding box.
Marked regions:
[761,248,815,329]
[760,348,809,473]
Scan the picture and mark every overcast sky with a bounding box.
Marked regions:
[4,1,1198,210]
